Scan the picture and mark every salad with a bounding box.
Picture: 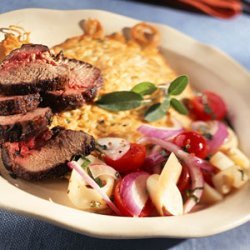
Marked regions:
[67,77,249,217]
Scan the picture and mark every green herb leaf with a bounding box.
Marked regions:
[95,91,143,111]
[144,98,170,122]
[170,98,189,115]
[238,169,245,181]
[201,94,216,119]
[86,166,104,187]
[168,75,188,96]
[203,132,213,140]
[185,187,204,203]
[131,82,157,96]
[81,158,91,169]
[95,177,104,187]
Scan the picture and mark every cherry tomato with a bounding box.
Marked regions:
[173,131,208,159]
[104,143,146,174]
[177,165,191,192]
[189,91,227,121]
[113,179,153,217]
[200,163,218,187]
[139,199,155,217]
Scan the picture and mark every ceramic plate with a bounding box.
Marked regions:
[0,9,249,239]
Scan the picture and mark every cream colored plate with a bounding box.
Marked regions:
[0,9,249,239]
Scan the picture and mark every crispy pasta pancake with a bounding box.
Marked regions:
[52,20,192,140]
[0,26,30,61]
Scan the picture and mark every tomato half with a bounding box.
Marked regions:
[113,179,153,217]
[173,131,208,159]
[189,91,227,121]
[104,143,146,174]
[200,163,218,187]
[113,180,131,216]
[177,164,191,192]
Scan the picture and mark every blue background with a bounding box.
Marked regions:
[0,0,249,249]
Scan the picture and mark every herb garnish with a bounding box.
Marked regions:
[79,157,104,187]
[95,75,189,122]
[201,94,216,119]
[131,81,157,96]
[90,200,102,208]
[94,177,104,188]
[96,143,108,151]
[170,98,189,115]
[160,149,169,158]
[203,132,213,140]
[185,187,204,203]
[238,169,245,181]
[81,157,91,169]
[95,91,143,111]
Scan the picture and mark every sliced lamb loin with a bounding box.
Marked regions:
[42,57,102,112]
[0,93,40,116]
[42,88,85,112]
[0,44,103,106]
[2,44,50,65]
[0,44,67,95]
[1,127,95,180]
[0,107,53,143]
[0,62,67,95]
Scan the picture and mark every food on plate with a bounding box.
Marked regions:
[0,44,102,102]
[0,25,30,61]
[43,54,102,112]
[2,127,94,180]
[0,44,66,94]
[0,107,53,143]
[52,20,192,140]
[0,41,99,180]
[0,19,249,217]
[147,153,183,216]
[0,93,40,116]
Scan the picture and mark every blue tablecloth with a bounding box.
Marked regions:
[0,0,249,249]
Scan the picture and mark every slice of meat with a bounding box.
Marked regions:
[42,57,102,112]
[0,44,103,102]
[0,107,53,143]
[2,44,50,65]
[1,127,95,180]
[0,44,67,95]
[0,93,40,116]
[42,88,85,112]
[64,58,103,95]
[0,62,67,95]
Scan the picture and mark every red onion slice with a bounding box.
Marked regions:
[182,156,205,213]
[120,172,149,217]
[137,123,183,140]
[68,161,121,215]
[143,151,168,174]
[138,137,205,213]
[192,121,228,154]
[97,137,130,161]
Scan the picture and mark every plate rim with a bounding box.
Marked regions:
[0,8,249,239]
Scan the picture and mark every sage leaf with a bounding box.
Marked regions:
[131,82,157,96]
[144,98,170,122]
[95,91,143,111]
[168,75,188,96]
[170,98,189,115]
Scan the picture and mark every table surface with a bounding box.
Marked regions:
[0,0,249,249]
